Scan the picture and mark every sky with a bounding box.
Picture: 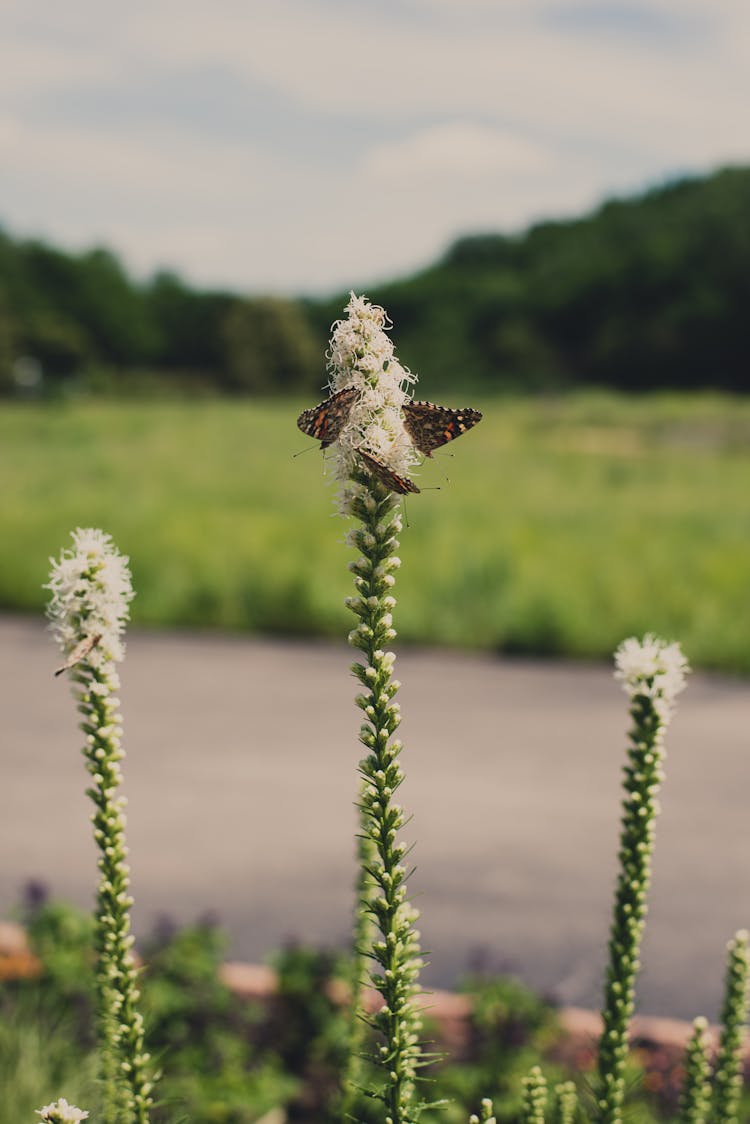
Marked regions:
[2,0,749,296]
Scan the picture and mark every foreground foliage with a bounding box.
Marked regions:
[5,900,748,1122]
[2,898,714,1124]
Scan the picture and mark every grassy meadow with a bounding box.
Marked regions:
[1,391,749,673]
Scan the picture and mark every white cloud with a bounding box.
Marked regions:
[362,123,552,181]
[125,3,746,135]
[0,41,109,97]
[0,0,748,291]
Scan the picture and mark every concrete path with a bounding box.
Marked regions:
[1,615,747,1020]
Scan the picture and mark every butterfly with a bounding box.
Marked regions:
[297,386,358,449]
[54,633,102,677]
[402,400,482,457]
[358,450,421,495]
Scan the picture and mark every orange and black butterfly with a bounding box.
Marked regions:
[402,400,482,457]
[297,386,358,449]
[358,450,420,495]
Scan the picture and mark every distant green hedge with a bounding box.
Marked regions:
[318,166,750,394]
[2,165,749,395]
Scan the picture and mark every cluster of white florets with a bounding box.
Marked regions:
[36,1099,89,1123]
[328,293,419,485]
[46,527,134,668]
[614,633,689,720]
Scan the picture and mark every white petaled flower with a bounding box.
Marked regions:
[46,528,134,668]
[614,633,689,721]
[36,1099,89,1123]
[327,293,419,503]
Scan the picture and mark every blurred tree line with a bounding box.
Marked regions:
[0,165,748,396]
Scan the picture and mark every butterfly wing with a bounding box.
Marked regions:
[297,386,358,449]
[402,400,482,457]
[358,451,420,495]
[54,633,102,677]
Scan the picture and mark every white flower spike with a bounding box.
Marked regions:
[46,527,134,669]
[614,633,689,721]
[37,1099,89,1123]
[327,293,419,503]
[45,530,154,1118]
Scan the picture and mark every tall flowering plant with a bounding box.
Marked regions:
[507,634,747,1124]
[595,634,689,1124]
[46,529,155,1124]
[326,297,424,1123]
[297,295,482,1122]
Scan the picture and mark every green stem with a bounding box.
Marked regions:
[345,469,424,1124]
[521,1066,548,1124]
[341,824,377,1119]
[81,667,154,1124]
[678,1017,711,1124]
[712,931,749,1124]
[595,691,665,1124]
[554,1081,577,1124]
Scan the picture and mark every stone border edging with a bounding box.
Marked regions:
[2,921,733,1065]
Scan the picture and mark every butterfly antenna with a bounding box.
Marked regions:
[292,444,318,459]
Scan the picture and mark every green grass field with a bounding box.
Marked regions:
[2,392,749,672]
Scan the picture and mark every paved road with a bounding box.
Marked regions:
[1,615,748,1020]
